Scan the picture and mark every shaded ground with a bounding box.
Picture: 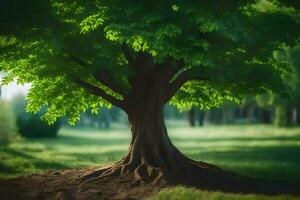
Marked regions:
[0,167,165,200]
[0,166,299,200]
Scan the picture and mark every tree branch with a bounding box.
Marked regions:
[122,43,134,65]
[69,54,91,68]
[75,79,125,108]
[94,69,128,96]
[162,57,185,83]
[163,67,209,102]
[70,54,127,96]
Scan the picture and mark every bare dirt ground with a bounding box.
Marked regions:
[0,167,166,200]
[0,167,299,200]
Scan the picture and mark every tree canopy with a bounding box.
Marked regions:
[0,0,299,124]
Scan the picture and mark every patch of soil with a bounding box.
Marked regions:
[0,167,166,200]
[0,166,299,200]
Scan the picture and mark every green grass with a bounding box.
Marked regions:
[1,124,300,199]
[0,124,300,183]
[147,186,300,200]
[171,125,300,183]
[0,127,131,178]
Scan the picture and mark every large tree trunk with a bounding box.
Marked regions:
[188,108,196,127]
[80,94,257,191]
[198,110,206,126]
[261,109,272,124]
[76,47,300,194]
[124,99,181,183]
[79,97,300,194]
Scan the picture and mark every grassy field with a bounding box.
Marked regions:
[147,186,300,200]
[0,124,300,199]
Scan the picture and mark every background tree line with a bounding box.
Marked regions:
[185,44,300,127]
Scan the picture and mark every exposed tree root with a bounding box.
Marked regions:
[79,102,300,195]
[79,154,300,195]
[80,156,227,187]
[0,167,165,200]
[80,159,165,185]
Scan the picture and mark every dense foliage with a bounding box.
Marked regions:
[0,0,299,124]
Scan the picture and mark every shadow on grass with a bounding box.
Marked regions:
[0,147,69,176]
[2,148,35,159]
[1,128,299,183]
[0,144,126,177]
[0,163,18,174]
[60,150,127,163]
[184,145,300,182]
[185,145,300,162]
[171,134,300,143]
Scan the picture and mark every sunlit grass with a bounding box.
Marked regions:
[0,128,131,178]
[0,124,299,183]
[147,186,300,200]
[169,125,300,182]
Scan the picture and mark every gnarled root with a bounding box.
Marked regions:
[78,155,300,195]
[80,163,123,183]
[78,134,275,193]
[79,149,237,189]
[79,159,166,185]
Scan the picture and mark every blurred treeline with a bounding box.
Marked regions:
[72,93,300,129]
[181,44,300,127]
[1,90,299,144]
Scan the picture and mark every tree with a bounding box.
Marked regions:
[187,107,206,126]
[187,108,196,127]
[255,44,300,127]
[256,93,274,123]
[273,44,300,126]
[0,0,299,190]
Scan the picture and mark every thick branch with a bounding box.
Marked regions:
[69,54,91,68]
[76,79,125,108]
[122,44,154,72]
[94,70,128,96]
[122,43,134,65]
[162,57,185,83]
[164,67,209,102]
[70,54,127,96]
